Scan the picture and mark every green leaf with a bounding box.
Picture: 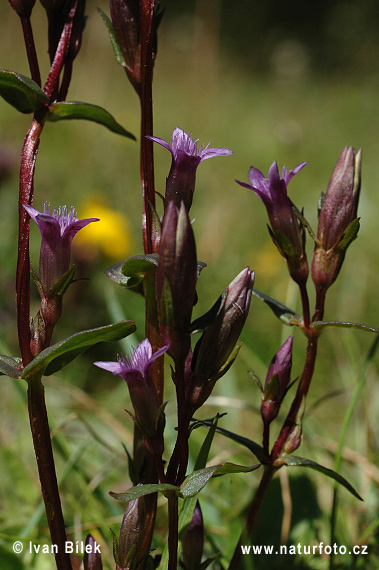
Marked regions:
[122,254,159,280]
[180,463,260,499]
[109,483,181,502]
[280,454,363,500]
[105,262,142,291]
[311,320,379,334]
[0,69,48,113]
[178,416,220,539]
[253,288,302,326]
[194,419,265,463]
[47,101,136,139]
[21,321,136,378]
[0,355,23,379]
[97,8,126,67]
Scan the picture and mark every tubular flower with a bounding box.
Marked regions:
[147,127,233,210]
[24,203,99,294]
[237,161,308,285]
[94,339,168,437]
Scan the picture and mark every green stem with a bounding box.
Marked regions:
[27,373,72,570]
[228,465,276,570]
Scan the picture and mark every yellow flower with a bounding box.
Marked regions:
[74,195,134,260]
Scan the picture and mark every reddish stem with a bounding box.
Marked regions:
[20,16,41,86]
[43,0,78,101]
[28,374,72,570]
[17,118,44,366]
[228,465,275,570]
[139,0,156,255]
[271,333,319,461]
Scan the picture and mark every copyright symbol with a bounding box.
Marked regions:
[13,541,23,553]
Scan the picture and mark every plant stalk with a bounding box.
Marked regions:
[228,465,276,570]
[27,373,72,570]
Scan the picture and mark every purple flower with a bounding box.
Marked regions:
[237,161,309,285]
[94,339,168,436]
[147,127,233,210]
[24,203,99,294]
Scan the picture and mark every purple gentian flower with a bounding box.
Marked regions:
[236,161,309,285]
[24,203,99,294]
[147,127,233,210]
[94,339,168,436]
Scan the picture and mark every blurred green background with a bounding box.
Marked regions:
[0,1,378,568]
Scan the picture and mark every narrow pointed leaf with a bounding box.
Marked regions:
[253,288,301,326]
[178,416,220,538]
[0,356,23,379]
[97,8,126,66]
[194,419,265,463]
[311,321,379,334]
[0,69,48,113]
[21,321,136,378]
[47,101,136,139]
[110,483,181,502]
[280,454,363,500]
[180,463,260,499]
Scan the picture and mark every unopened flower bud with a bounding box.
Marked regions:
[261,336,293,424]
[181,501,204,570]
[115,494,145,569]
[83,534,103,570]
[156,201,197,362]
[282,397,305,455]
[312,146,361,292]
[110,0,141,92]
[192,268,254,394]
[8,0,35,18]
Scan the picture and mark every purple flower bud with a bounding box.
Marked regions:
[156,201,197,362]
[24,203,99,295]
[110,0,141,92]
[181,501,204,570]
[94,339,168,437]
[83,534,103,570]
[312,146,361,292]
[191,268,254,408]
[237,161,309,285]
[261,336,293,424]
[116,494,145,569]
[8,0,35,18]
[147,127,233,211]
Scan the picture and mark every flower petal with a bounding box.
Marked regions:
[94,360,126,375]
[145,135,173,154]
[199,147,233,161]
